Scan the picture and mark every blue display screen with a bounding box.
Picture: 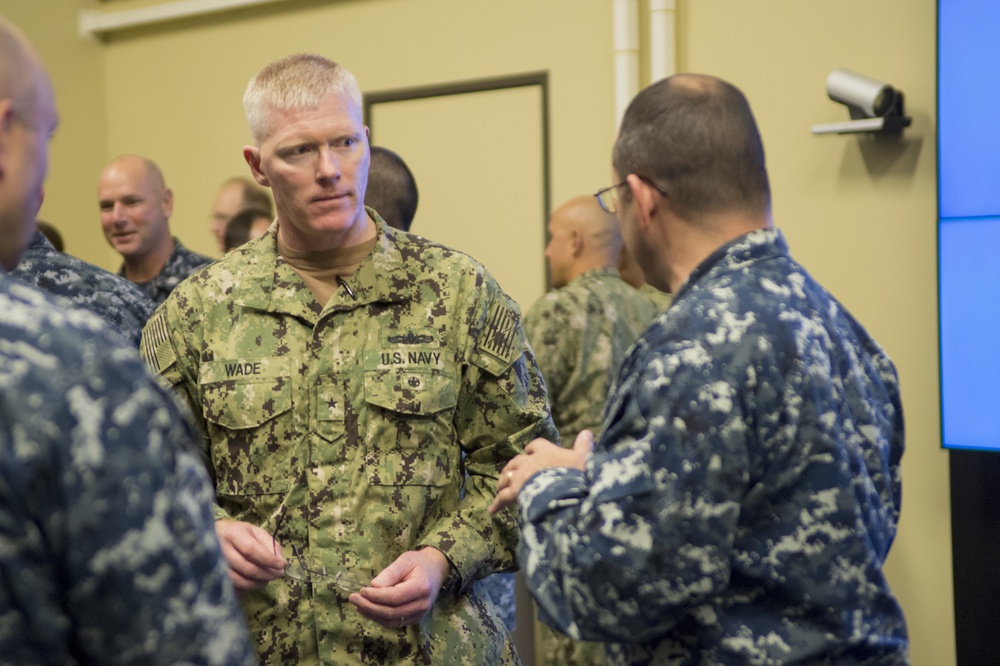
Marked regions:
[939,0,1000,450]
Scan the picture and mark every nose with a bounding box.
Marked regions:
[106,201,129,226]
[316,146,341,182]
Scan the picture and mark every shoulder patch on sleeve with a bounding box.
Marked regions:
[472,294,527,377]
[141,309,176,375]
[478,296,520,363]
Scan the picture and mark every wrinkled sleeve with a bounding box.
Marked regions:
[517,342,749,643]
[417,272,558,592]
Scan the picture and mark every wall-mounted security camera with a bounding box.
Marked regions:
[812,69,912,135]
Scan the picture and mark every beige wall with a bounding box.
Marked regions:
[5,0,951,663]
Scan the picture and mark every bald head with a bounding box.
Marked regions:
[98,154,175,269]
[102,155,167,192]
[545,195,624,288]
[0,17,58,271]
[0,19,40,113]
[211,177,272,252]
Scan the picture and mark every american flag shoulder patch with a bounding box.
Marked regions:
[477,297,519,363]
[141,310,176,374]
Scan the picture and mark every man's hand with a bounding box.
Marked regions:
[215,519,287,590]
[488,429,594,514]
[350,547,451,629]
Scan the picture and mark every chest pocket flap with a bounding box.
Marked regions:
[364,367,457,486]
[199,358,293,498]
[201,357,292,428]
[365,367,457,415]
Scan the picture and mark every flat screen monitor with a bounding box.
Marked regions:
[938,0,1000,450]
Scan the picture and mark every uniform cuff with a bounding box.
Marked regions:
[519,467,589,525]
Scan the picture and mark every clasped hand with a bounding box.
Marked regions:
[487,429,593,514]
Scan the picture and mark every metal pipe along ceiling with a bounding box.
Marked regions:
[612,0,677,127]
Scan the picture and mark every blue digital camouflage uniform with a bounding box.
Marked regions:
[0,273,254,665]
[517,229,909,665]
[524,266,658,665]
[119,236,212,307]
[13,230,153,346]
[140,214,557,665]
[480,566,517,632]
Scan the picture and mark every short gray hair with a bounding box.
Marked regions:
[243,54,362,144]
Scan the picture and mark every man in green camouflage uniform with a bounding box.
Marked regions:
[141,53,556,665]
[523,195,657,665]
[527,195,658,447]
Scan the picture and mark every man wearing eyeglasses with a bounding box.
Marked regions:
[141,53,556,664]
[491,74,909,664]
[0,16,253,664]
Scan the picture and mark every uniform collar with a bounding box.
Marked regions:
[232,212,412,322]
[674,227,787,301]
[573,266,621,284]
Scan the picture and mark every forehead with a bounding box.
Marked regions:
[263,92,363,145]
[99,161,156,195]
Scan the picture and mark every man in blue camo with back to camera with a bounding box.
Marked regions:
[0,15,254,665]
[491,73,910,665]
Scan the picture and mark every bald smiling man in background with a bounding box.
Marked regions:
[98,154,212,307]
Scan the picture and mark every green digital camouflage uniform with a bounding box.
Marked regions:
[141,214,557,665]
[522,266,658,665]
[524,267,658,447]
[638,282,673,314]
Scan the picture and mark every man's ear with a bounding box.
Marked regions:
[161,187,174,218]
[626,173,659,230]
[0,100,14,181]
[569,229,583,257]
[243,145,269,187]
